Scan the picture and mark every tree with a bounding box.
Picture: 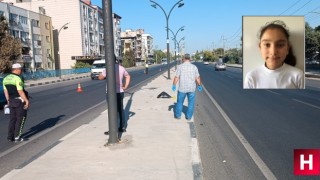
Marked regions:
[305,22,319,60]
[72,61,91,69]
[0,15,22,74]
[203,50,214,62]
[122,50,135,68]
[153,49,166,64]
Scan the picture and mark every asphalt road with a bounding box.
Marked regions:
[194,62,320,180]
[0,62,319,179]
[0,64,166,177]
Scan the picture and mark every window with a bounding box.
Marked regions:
[33,34,40,40]
[9,13,18,22]
[32,19,40,27]
[20,31,29,42]
[47,49,51,57]
[45,22,50,29]
[46,36,50,42]
[19,16,28,25]
[0,11,4,17]
[10,30,20,38]
[34,48,41,55]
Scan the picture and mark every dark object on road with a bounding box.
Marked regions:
[157,91,172,98]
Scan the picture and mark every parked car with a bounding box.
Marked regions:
[215,62,226,71]
[203,60,209,65]
[0,76,6,106]
[161,58,167,65]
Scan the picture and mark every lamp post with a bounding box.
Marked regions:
[57,22,69,78]
[150,0,184,79]
[177,37,185,64]
[168,26,185,69]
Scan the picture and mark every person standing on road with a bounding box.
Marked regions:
[172,53,202,120]
[98,59,131,134]
[3,63,29,142]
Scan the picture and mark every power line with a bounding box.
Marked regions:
[290,0,313,15]
[279,0,302,15]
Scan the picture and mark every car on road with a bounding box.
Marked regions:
[203,60,209,65]
[215,62,226,71]
[91,59,106,80]
[161,58,167,65]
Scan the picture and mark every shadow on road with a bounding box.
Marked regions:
[22,115,65,138]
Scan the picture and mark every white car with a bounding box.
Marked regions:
[203,61,209,65]
[215,62,226,71]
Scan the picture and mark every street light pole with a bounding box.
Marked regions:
[103,0,118,145]
[177,37,185,64]
[168,26,184,69]
[57,22,69,78]
[150,0,184,79]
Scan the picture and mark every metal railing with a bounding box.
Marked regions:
[23,68,90,80]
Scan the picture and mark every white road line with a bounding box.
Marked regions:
[266,90,282,95]
[292,99,320,110]
[202,85,277,180]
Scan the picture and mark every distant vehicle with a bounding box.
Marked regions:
[91,59,106,80]
[203,60,209,65]
[215,62,226,71]
[147,59,154,65]
[0,76,6,106]
[161,58,168,65]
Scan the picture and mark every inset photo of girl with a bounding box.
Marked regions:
[243,16,305,89]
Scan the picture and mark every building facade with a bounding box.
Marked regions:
[142,33,153,61]
[0,2,54,70]
[3,0,122,69]
[121,29,148,66]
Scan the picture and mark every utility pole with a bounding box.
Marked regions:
[103,0,118,145]
[221,35,227,56]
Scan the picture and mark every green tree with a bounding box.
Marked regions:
[0,15,22,74]
[153,49,166,64]
[203,50,214,62]
[72,61,91,68]
[122,50,135,68]
[214,48,225,58]
[305,22,319,60]
[225,48,240,63]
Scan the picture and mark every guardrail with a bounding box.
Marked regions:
[23,68,90,80]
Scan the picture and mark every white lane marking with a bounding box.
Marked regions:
[292,99,320,110]
[202,85,277,180]
[266,90,282,95]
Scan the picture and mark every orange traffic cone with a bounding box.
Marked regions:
[77,83,83,93]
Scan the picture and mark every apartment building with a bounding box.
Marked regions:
[121,29,146,66]
[0,2,54,70]
[142,33,153,61]
[4,0,122,69]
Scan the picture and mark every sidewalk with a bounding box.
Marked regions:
[1,69,202,180]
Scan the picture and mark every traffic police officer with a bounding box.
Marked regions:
[3,63,29,142]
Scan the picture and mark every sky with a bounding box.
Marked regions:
[91,0,320,54]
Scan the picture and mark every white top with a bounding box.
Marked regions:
[244,63,304,89]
